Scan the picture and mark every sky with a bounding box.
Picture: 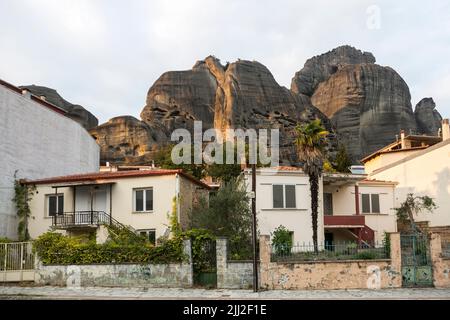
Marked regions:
[1,0,449,123]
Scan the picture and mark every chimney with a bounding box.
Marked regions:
[39,95,46,101]
[400,130,406,149]
[442,119,450,141]
[21,89,31,98]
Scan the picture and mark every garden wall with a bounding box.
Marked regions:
[259,233,402,290]
[35,240,193,288]
[430,233,450,288]
[216,238,253,289]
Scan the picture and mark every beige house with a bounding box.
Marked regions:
[243,167,397,246]
[24,168,210,242]
[365,119,450,229]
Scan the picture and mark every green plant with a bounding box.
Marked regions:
[332,144,352,173]
[33,232,185,265]
[295,119,328,253]
[0,237,12,243]
[382,232,391,257]
[189,177,253,260]
[395,193,437,233]
[183,228,215,273]
[12,171,36,241]
[271,225,293,256]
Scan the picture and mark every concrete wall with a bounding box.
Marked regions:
[259,234,402,290]
[216,238,253,289]
[28,174,202,240]
[0,85,99,239]
[365,150,422,175]
[430,233,450,288]
[35,239,193,288]
[243,168,324,245]
[370,141,450,227]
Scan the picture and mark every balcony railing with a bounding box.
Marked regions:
[324,215,365,226]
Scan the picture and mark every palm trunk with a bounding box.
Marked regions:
[309,174,319,253]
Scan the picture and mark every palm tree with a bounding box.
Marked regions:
[294,119,328,253]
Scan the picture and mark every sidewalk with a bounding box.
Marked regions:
[1,285,450,300]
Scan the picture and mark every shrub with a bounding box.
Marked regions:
[271,225,293,256]
[33,232,185,265]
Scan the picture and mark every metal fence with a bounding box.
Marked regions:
[442,241,450,258]
[0,242,35,282]
[271,241,389,262]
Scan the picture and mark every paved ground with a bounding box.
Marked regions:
[1,285,450,300]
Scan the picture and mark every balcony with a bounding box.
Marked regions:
[324,215,365,227]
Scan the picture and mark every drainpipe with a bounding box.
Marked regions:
[175,174,181,225]
[354,183,360,215]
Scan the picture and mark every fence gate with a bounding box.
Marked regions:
[400,234,433,287]
[0,242,35,282]
[192,239,217,288]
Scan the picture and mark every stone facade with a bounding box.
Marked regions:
[216,238,253,289]
[258,234,402,290]
[35,240,193,288]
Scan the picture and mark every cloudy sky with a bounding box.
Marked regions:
[1,0,449,123]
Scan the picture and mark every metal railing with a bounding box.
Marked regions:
[52,211,136,234]
[0,242,34,271]
[442,241,450,258]
[271,241,389,262]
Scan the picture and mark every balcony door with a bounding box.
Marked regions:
[75,186,108,213]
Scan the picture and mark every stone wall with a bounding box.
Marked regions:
[258,233,402,290]
[35,240,193,288]
[430,233,450,288]
[216,238,253,289]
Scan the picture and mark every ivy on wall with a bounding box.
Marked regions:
[12,171,36,241]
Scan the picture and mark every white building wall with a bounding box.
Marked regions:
[244,169,324,245]
[370,141,450,227]
[0,85,99,239]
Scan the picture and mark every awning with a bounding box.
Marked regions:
[51,181,116,188]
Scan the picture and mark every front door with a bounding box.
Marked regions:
[400,233,433,287]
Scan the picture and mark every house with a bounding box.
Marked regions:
[0,79,99,239]
[243,167,397,246]
[364,119,450,231]
[24,168,210,242]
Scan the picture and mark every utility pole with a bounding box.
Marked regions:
[251,163,258,292]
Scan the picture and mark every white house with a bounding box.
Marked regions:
[365,119,450,230]
[24,168,210,242]
[0,79,99,239]
[243,167,397,246]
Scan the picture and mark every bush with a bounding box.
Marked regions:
[33,232,185,265]
[271,225,293,256]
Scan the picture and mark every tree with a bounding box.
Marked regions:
[153,144,206,180]
[333,144,352,173]
[395,193,437,233]
[189,177,253,259]
[294,119,328,253]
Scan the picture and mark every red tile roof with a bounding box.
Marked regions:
[23,169,210,189]
[361,178,398,185]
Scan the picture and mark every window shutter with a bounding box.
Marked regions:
[371,194,380,213]
[273,185,284,208]
[145,189,153,211]
[285,185,296,208]
[362,194,370,213]
[135,190,144,211]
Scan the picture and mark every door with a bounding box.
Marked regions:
[400,234,433,287]
[325,232,334,251]
[324,193,333,215]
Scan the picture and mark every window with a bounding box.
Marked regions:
[47,194,64,216]
[134,188,153,212]
[361,193,380,213]
[272,184,296,209]
[371,194,380,213]
[323,193,333,215]
[139,229,156,245]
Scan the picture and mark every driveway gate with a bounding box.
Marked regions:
[0,242,35,282]
[400,234,433,287]
[192,239,217,288]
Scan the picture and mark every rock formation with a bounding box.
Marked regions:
[91,45,443,165]
[292,45,442,161]
[19,85,98,130]
[414,98,442,135]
